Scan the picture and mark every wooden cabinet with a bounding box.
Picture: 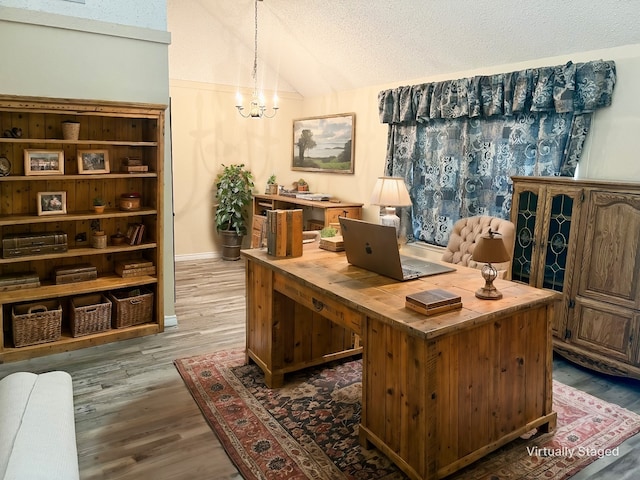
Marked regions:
[511,176,640,379]
[0,95,165,363]
[510,177,584,336]
[251,194,362,248]
[567,189,640,375]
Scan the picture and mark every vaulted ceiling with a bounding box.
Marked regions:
[176,0,640,98]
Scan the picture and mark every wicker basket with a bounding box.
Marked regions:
[109,288,153,328]
[70,294,112,337]
[12,300,62,347]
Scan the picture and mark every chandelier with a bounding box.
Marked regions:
[235,0,279,118]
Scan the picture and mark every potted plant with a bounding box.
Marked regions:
[214,163,254,260]
[297,178,309,192]
[93,197,106,214]
[266,174,278,195]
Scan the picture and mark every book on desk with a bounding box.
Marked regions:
[405,288,462,315]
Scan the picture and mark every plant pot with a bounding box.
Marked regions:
[93,205,105,214]
[266,184,278,195]
[298,185,309,192]
[219,230,244,261]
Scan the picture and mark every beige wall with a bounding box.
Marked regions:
[171,44,640,259]
[170,80,303,258]
[0,7,176,322]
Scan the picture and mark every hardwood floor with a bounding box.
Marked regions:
[1,257,639,479]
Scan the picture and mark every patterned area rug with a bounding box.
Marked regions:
[175,349,640,480]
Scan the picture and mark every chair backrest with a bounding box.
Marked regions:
[441,216,515,279]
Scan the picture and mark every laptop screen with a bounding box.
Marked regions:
[339,217,405,279]
[338,217,455,281]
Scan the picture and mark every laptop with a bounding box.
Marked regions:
[338,217,456,281]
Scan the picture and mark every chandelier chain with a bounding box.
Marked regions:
[235,0,278,118]
[252,0,258,84]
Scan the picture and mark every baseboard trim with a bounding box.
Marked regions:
[164,314,178,328]
[174,252,220,262]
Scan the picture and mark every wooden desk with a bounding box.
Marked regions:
[242,246,558,480]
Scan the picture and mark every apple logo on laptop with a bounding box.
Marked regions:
[365,242,372,254]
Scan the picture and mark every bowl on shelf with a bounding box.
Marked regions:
[119,193,141,211]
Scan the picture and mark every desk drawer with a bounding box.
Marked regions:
[325,206,361,225]
[274,273,362,335]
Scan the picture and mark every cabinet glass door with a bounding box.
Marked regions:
[512,190,538,284]
[542,194,574,291]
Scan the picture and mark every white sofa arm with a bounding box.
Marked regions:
[0,371,79,480]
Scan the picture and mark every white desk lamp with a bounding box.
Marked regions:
[369,176,412,234]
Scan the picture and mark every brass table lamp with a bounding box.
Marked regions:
[473,229,510,300]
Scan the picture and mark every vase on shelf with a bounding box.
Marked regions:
[61,121,80,141]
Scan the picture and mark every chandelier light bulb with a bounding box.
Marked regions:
[235,0,279,119]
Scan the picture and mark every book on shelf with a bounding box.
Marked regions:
[135,224,145,244]
[405,288,462,316]
[126,223,145,246]
[115,260,156,278]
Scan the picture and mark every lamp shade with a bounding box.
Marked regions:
[473,232,510,263]
[370,177,412,207]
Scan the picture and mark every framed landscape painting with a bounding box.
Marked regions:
[292,113,355,174]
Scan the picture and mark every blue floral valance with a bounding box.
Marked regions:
[378,60,616,125]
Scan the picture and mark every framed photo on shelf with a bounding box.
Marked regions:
[292,113,355,174]
[77,149,110,174]
[37,191,67,216]
[24,149,64,175]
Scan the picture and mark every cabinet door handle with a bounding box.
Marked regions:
[312,298,324,312]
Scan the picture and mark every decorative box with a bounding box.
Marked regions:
[0,271,40,291]
[405,288,463,316]
[52,263,97,284]
[2,232,67,258]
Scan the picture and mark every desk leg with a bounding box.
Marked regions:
[246,349,284,388]
[265,372,284,389]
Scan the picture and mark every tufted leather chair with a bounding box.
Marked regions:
[441,216,515,279]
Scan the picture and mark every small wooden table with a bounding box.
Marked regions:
[242,245,558,480]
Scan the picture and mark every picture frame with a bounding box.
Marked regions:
[77,149,110,174]
[292,113,355,174]
[37,191,67,216]
[24,149,64,176]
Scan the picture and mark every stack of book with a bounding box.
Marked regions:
[122,156,148,173]
[115,260,156,278]
[266,209,303,258]
[405,288,462,316]
[319,235,344,252]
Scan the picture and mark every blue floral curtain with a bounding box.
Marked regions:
[378,60,616,246]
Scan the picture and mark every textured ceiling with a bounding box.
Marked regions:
[185,0,640,98]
